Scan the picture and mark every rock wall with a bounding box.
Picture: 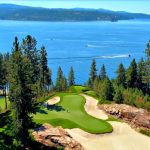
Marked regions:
[99,104,150,130]
[32,123,84,150]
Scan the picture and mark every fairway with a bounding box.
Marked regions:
[34,94,112,134]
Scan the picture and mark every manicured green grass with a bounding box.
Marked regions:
[84,90,97,97]
[34,93,112,134]
[69,85,90,94]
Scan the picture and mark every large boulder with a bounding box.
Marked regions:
[99,104,150,130]
[32,123,84,150]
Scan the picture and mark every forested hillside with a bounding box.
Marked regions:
[0,4,150,21]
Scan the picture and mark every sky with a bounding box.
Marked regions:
[0,0,150,14]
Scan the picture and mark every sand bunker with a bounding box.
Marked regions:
[81,94,108,120]
[66,95,150,150]
[46,96,60,105]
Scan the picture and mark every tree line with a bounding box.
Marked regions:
[88,40,150,108]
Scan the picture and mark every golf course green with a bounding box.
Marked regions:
[34,93,113,134]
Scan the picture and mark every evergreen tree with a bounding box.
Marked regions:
[21,35,40,84]
[116,63,126,87]
[62,76,68,91]
[56,67,63,91]
[40,46,50,90]
[93,76,100,95]
[45,68,52,91]
[145,40,150,92]
[89,59,97,87]
[114,88,124,104]
[126,59,138,88]
[68,66,75,87]
[8,37,36,148]
[99,64,107,80]
[137,58,146,91]
[99,77,113,100]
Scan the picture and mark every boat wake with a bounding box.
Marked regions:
[97,54,130,59]
[87,44,103,48]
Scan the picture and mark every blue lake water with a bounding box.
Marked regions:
[0,20,150,84]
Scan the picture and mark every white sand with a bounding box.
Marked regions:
[66,95,150,150]
[81,94,108,120]
[46,96,60,105]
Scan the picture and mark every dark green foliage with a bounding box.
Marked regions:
[99,78,114,101]
[89,59,97,87]
[93,76,100,95]
[99,64,107,80]
[68,66,75,87]
[140,129,150,137]
[56,67,67,91]
[126,59,138,88]
[145,41,150,92]
[8,37,39,148]
[21,35,40,84]
[116,63,126,87]
[45,68,52,91]
[40,46,52,91]
[137,58,146,91]
[114,87,124,104]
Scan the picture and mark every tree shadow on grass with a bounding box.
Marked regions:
[36,109,48,114]
[47,105,65,112]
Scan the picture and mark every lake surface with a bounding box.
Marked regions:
[0,20,150,84]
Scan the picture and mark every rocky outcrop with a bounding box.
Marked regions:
[99,104,150,130]
[32,123,84,150]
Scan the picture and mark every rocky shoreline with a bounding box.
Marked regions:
[99,104,150,131]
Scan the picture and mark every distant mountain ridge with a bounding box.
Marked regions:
[0,4,150,22]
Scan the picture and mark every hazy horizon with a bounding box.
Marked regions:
[0,0,150,14]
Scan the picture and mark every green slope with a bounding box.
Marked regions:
[34,93,112,134]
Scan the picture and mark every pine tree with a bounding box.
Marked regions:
[89,59,97,87]
[126,59,138,88]
[99,77,113,100]
[93,76,100,95]
[116,63,126,87]
[40,46,50,90]
[45,68,52,91]
[114,88,124,104]
[68,66,75,87]
[99,64,106,80]
[56,67,63,91]
[145,40,150,92]
[62,76,68,91]
[21,35,40,84]
[137,58,146,91]
[8,37,36,148]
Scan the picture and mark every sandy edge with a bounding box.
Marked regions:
[46,96,60,105]
[81,94,108,120]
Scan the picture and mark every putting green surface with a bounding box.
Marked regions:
[34,93,112,134]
